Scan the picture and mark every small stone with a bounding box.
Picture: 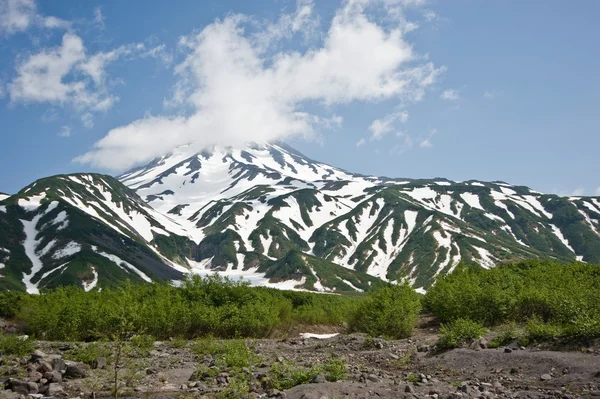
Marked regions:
[37,362,52,373]
[30,350,46,363]
[311,374,327,384]
[389,353,399,360]
[504,348,512,353]
[367,374,379,382]
[91,357,107,370]
[540,374,552,381]
[64,362,89,379]
[146,368,157,375]
[405,385,414,393]
[26,372,43,383]
[51,358,66,373]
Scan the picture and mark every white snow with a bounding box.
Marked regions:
[550,225,575,253]
[337,277,364,292]
[187,258,309,290]
[0,194,9,201]
[522,196,553,219]
[460,193,484,211]
[432,230,452,277]
[299,333,339,339]
[0,205,6,213]
[38,262,70,281]
[473,247,495,269]
[470,182,485,187]
[83,267,99,292]
[91,246,152,283]
[20,216,45,294]
[51,242,82,260]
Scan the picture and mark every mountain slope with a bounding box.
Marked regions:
[0,172,381,293]
[120,142,600,291]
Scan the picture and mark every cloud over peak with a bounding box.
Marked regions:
[77,0,444,171]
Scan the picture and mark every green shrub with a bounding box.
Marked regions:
[525,318,562,342]
[322,355,346,382]
[438,318,486,349]
[489,322,522,348]
[348,283,421,339]
[130,334,154,353]
[268,361,321,390]
[191,338,258,370]
[64,342,111,365]
[425,260,600,342]
[0,334,35,356]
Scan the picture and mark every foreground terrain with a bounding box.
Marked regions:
[2,318,600,399]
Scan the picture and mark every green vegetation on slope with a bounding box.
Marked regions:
[424,259,600,342]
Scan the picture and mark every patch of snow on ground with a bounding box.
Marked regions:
[0,205,6,213]
[337,277,364,292]
[83,267,99,292]
[92,246,152,282]
[473,247,495,269]
[550,225,575,253]
[38,263,69,281]
[576,255,584,262]
[406,187,438,204]
[415,287,427,295]
[433,230,452,276]
[187,258,309,290]
[367,219,394,280]
[499,186,517,195]
[20,215,45,294]
[448,243,462,274]
[578,210,599,235]
[434,181,451,186]
[51,242,82,260]
[460,193,484,211]
[582,201,600,215]
[0,194,9,201]
[49,210,69,230]
[522,196,553,219]
[470,182,485,187]
[299,333,339,339]
[37,239,57,257]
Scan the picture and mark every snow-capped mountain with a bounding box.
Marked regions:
[1,142,599,293]
[119,142,600,290]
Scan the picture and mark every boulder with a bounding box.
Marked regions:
[51,357,66,373]
[64,362,90,379]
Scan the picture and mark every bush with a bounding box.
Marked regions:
[348,283,421,339]
[425,260,600,342]
[438,318,486,349]
[488,322,522,348]
[8,275,364,341]
[322,355,346,382]
[268,361,321,390]
[0,334,35,356]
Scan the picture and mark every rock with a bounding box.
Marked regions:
[90,357,106,370]
[36,362,52,373]
[51,358,66,373]
[504,348,512,353]
[417,345,430,352]
[367,374,379,382]
[389,353,399,360]
[540,374,552,381]
[29,351,46,363]
[405,385,414,393]
[374,340,384,349]
[26,372,42,383]
[478,338,489,349]
[146,368,158,375]
[45,371,62,383]
[311,374,327,384]
[64,363,89,379]
[458,383,469,393]
[6,380,31,395]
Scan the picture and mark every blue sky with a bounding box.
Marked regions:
[0,0,598,196]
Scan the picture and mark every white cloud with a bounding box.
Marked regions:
[484,90,497,100]
[418,128,437,148]
[368,110,408,140]
[77,1,443,170]
[595,187,600,196]
[570,187,585,196]
[8,33,167,124]
[57,125,71,137]
[0,0,69,35]
[440,89,459,101]
[356,138,366,147]
[423,10,437,22]
[94,6,104,30]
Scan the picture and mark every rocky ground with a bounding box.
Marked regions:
[2,318,600,399]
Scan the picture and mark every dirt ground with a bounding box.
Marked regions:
[2,317,600,399]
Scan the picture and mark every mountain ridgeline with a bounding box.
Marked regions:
[1,143,599,293]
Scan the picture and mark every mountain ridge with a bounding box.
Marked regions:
[1,142,599,293]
